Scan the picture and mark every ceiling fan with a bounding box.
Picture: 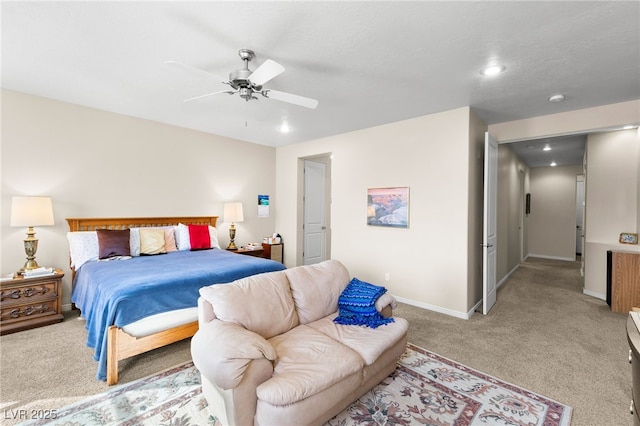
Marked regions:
[166,49,318,109]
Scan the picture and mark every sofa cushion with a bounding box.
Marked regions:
[257,325,364,406]
[199,270,299,339]
[285,260,350,324]
[308,313,409,366]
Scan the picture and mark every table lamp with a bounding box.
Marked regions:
[223,202,244,250]
[10,196,55,273]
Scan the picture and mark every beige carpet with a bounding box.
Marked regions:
[0,257,632,425]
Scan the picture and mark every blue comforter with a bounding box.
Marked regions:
[71,249,285,381]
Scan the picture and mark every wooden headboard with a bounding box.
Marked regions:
[66,216,218,232]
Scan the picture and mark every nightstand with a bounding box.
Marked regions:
[0,269,64,335]
[262,243,283,263]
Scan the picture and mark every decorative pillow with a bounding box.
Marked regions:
[67,231,99,269]
[139,228,166,255]
[96,229,131,259]
[333,278,395,329]
[131,227,177,256]
[163,227,178,252]
[175,223,220,250]
[188,224,211,250]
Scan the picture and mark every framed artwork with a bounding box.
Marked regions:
[619,232,638,245]
[367,187,409,228]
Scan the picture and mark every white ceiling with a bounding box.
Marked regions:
[2,1,639,162]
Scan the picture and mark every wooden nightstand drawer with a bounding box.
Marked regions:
[0,270,64,335]
[1,298,59,323]
[1,279,60,306]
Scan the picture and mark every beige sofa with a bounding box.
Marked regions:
[191,259,408,426]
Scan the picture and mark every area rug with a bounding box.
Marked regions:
[19,343,571,426]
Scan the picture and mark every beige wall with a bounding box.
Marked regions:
[527,165,583,260]
[489,100,640,143]
[496,144,529,282]
[276,107,485,318]
[466,109,486,308]
[583,129,640,299]
[1,90,278,307]
[4,88,636,317]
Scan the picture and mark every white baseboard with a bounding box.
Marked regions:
[498,263,520,289]
[395,262,522,320]
[62,303,73,312]
[582,289,606,301]
[394,296,473,320]
[527,254,576,262]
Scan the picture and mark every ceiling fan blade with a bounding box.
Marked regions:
[165,60,227,84]
[249,59,285,86]
[183,90,236,102]
[263,89,319,109]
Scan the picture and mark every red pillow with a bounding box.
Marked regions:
[188,224,210,250]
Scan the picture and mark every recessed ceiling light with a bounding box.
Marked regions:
[279,122,291,133]
[549,94,565,103]
[480,64,505,76]
[543,144,551,151]
[550,161,557,167]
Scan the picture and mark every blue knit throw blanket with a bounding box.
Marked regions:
[334,278,395,329]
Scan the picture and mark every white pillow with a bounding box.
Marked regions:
[130,229,141,256]
[67,231,99,269]
[209,226,221,249]
[175,223,221,250]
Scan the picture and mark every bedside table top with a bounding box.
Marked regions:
[2,269,64,283]
[233,247,264,254]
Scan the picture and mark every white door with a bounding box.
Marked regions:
[303,160,327,265]
[483,132,498,315]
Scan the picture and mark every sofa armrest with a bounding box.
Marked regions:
[197,296,216,325]
[375,293,397,318]
[191,319,277,390]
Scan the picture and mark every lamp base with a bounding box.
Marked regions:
[227,223,238,250]
[19,259,42,272]
[18,230,41,274]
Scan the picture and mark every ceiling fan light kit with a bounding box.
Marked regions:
[169,49,318,109]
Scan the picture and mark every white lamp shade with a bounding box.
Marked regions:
[223,202,244,223]
[10,196,55,227]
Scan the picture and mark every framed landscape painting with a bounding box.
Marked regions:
[367,187,409,228]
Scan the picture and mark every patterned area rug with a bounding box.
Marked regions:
[19,343,571,426]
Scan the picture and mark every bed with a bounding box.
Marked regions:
[66,216,286,385]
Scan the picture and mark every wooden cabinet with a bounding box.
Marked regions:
[0,270,64,335]
[611,251,640,313]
